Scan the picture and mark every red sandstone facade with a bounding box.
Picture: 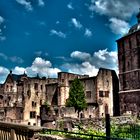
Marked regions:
[117,11,140,115]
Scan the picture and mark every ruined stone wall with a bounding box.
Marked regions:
[96,69,113,117]
[80,77,96,104]
[23,78,47,125]
[119,91,140,115]
[57,72,88,106]
[117,31,140,115]
[5,107,23,120]
[46,83,58,106]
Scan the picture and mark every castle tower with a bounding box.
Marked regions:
[117,10,140,115]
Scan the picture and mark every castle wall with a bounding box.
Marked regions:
[96,69,114,117]
[117,25,140,115]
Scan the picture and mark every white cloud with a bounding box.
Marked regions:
[109,17,130,35]
[50,29,66,38]
[32,57,52,68]
[16,0,45,11]
[84,28,92,37]
[63,49,118,76]
[0,66,9,83]
[0,57,61,83]
[94,49,108,61]
[67,3,74,10]
[26,57,61,77]
[16,0,33,11]
[38,0,45,7]
[89,0,140,20]
[71,18,82,29]
[71,51,91,60]
[64,62,99,77]
[0,49,118,83]
[88,0,140,35]
[12,66,26,75]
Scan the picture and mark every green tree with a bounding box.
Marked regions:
[66,78,87,116]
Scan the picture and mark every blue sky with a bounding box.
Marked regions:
[0,0,139,83]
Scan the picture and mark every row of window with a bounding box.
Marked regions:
[99,91,109,97]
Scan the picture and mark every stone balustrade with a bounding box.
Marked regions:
[0,121,42,140]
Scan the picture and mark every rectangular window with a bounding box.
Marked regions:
[34,83,38,90]
[99,91,104,97]
[86,91,92,99]
[105,91,109,97]
[30,111,36,119]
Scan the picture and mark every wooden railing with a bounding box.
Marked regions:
[0,121,42,140]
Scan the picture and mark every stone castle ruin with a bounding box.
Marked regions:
[0,68,119,126]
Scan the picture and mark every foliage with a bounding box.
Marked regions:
[42,123,140,140]
[44,102,50,111]
[66,78,87,114]
[111,123,140,139]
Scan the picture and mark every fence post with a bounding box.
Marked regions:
[105,114,110,139]
[10,129,17,140]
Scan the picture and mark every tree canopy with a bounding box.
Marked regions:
[66,78,87,113]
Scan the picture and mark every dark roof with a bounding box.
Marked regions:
[11,74,23,81]
[128,23,140,34]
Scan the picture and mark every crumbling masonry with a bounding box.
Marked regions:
[0,68,119,125]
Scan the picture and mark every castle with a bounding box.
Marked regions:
[117,10,140,115]
[0,68,119,125]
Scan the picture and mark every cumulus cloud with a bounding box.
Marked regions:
[84,28,92,37]
[0,57,61,83]
[88,0,140,35]
[64,62,99,76]
[12,66,26,75]
[109,17,130,35]
[71,18,82,29]
[0,49,118,83]
[71,51,91,60]
[67,3,74,10]
[89,0,140,20]
[26,57,61,77]
[62,49,118,76]
[50,29,66,38]
[16,0,33,11]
